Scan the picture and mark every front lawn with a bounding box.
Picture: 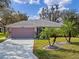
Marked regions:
[34,37,79,59]
[0,33,6,43]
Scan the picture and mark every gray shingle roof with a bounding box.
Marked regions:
[6,20,63,28]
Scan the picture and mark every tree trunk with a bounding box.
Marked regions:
[36,27,39,39]
[68,31,71,43]
[3,26,6,34]
[48,38,51,46]
[52,36,57,46]
[69,36,71,43]
[36,27,41,39]
[64,35,69,42]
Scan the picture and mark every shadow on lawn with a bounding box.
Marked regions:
[34,49,62,59]
[58,48,79,54]
[33,47,79,59]
[71,42,79,46]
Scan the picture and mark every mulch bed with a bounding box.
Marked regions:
[43,42,70,50]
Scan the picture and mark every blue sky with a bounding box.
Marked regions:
[11,0,79,17]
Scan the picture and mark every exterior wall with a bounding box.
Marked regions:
[9,27,36,38]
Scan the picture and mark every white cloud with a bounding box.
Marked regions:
[44,0,72,10]
[30,0,40,4]
[44,0,71,6]
[44,0,61,6]
[59,0,71,5]
[29,15,40,20]
[13,0,40,4]
[59,6,69,11]
[13,0,29,4]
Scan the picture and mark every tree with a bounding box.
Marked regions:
[61,10,78,22]
[0,0,11,15]
[39,4,60,22]
[39,28,60,46]
[0,0,11,33]
[50,28,60,45]
[0,0,11,8]
[61,10,79,43]
[38,4,61,40]
[0,0,11,23]
[39,8,48,19]
[50,4,60,21]
[61,20,78,43]
[1,11,28,25]
[0,11,28,33]
[39,27,52,46]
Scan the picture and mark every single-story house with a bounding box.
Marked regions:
[6,19,63,39]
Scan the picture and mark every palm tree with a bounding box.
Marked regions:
[39,27,52,46]
[61,20,78,43]
[39,28,60,46]
[61,10,79,43]
[51,28,60,45]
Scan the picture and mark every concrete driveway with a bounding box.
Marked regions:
[0,39,37,59]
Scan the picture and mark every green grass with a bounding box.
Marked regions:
[34,37,79,59]
[0,33,6,43]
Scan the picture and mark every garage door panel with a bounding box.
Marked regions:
[10,28,35,38]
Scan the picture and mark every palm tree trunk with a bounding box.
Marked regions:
[4,27,6,34]
[48,38,51,46]
[68,31,71,43]
[64,35,69,42]
[69,36,71,43]
[52,36,57,46]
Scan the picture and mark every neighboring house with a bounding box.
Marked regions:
[6,19,63,39]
